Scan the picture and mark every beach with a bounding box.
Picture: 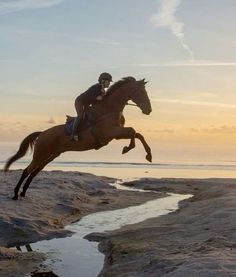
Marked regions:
[0,170,236,276]
[0,169,162,277]
[93,178,236,276]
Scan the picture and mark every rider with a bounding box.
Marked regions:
[71,72,113,141]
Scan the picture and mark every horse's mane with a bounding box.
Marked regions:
[105,76,136,97]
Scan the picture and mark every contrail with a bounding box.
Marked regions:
[150,0,194,59]
[121,60,236,67]
[0,0,64,14]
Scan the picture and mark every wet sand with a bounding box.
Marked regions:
[1,171,236,276]
[0,170,162,277]
[90,178,236,276]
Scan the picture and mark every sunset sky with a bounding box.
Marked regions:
[1,0,236,163]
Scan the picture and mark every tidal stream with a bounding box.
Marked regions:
[21,181,191,277]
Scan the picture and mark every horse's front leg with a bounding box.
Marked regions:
[122,136,135,154]
[120,132,152,162]
[113,127,136,154]
[135,133,152,162]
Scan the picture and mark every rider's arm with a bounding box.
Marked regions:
[96,85,106,100]
[79,83,104,104]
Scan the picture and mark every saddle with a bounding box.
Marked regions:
[64,113,107,149]
[64,110,95,136]
[64,115,76,136]
[66,115,76,124]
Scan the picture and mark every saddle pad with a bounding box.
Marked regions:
[64,113,93,136]
[64,119,74,136]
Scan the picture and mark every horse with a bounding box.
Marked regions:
[4,77,152,200]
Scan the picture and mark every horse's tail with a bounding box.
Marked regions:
[4,131,42,172]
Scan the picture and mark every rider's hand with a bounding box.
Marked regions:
[96,95,103,101]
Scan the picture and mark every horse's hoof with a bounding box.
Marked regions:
[12,195,18,200]
[146,154,152,163]
[20,192,26,197]
[122,146,129,154]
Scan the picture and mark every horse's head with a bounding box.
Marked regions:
[104,77,152,115]
[128,78,152,115]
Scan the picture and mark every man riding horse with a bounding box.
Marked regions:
[71,72,113,141]
[5,76,152,200]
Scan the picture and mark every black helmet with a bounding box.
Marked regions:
[98,72,113,82]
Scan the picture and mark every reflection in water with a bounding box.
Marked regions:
[15,244,32,252]
[15,245,59,277]
[13,182,192,277]
[31,272,58,277]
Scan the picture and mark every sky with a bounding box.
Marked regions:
[1,0,236,164]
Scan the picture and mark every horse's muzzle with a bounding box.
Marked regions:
[142,107,152,115]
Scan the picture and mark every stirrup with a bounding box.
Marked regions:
[71,135,79,141]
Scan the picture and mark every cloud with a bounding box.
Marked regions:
[152,98,236,109]
[147,125,236,135]
[150,0,194,59]
[154,128,175,133]
[0,0,64,14]
[189,125,236,134]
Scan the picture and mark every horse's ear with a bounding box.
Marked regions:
[142,78,148,85]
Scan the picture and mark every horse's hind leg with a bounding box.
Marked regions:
[20,153,60,197]
[19,168,40,197]
[12,167,30,200]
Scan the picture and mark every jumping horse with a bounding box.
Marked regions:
[4,77,152,200]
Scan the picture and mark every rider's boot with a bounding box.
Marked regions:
[71,117,80,141]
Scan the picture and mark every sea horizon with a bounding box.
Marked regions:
[2,159,236,179]
[2,142,236,179]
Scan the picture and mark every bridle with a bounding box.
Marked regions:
[126,86,144,108]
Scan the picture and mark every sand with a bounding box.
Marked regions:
[1,171,236,276]
[90,178,236,276]
[0,170,161,277]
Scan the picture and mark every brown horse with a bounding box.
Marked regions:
[4,77,152,200]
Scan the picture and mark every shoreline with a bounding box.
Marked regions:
[0,170,163,277]
[91,178,236,276]
[1,171,236,276]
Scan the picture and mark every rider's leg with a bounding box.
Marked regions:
[71,100,84,141]
[71,117,80,141]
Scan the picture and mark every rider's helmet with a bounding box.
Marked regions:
[98,72,113,83]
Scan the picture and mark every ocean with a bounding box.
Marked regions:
[1,141,236,179]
